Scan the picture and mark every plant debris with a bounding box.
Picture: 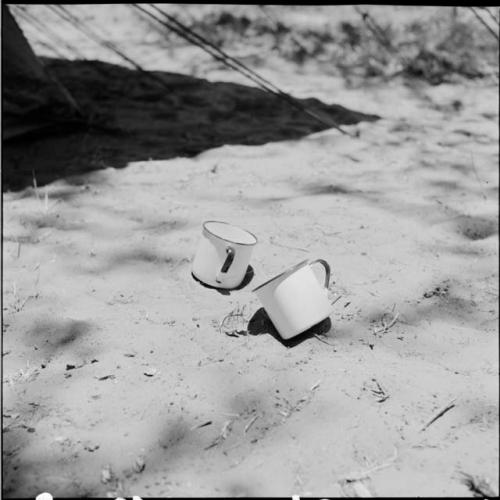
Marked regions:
[219,304,249,337]
[205,419,234,449]
[459,471,498,498]
[96,375,116,381]
[423,282,450,298]
[191,420,212,430]
[244,415,259,433]
[372,311,399,336]
[370,378,389,403]
[420,398,457,432]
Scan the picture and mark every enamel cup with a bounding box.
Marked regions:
[192,221,258,289]
[253,259,332,339]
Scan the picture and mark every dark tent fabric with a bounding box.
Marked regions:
[2,4,82,140]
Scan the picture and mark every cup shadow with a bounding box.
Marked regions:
[191,266,255,295]
[247,307,332,348]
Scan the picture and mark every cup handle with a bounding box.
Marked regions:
[216,246,235,283]
[310,259,331,289]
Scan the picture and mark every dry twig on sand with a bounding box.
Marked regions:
[280,381,321,418]
[244,415,259,433]
[372,312,399,336]
[340,447,399,483]
[420,398,457,432]
[370,378,390,403]
[205,419,234,449]
[314,334,336,347]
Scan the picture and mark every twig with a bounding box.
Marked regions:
[420,398,457,432]
[205,419,234,449]
[341,447,398,482]
[310,380,321,391]
[190,420,212,430]
[331,294,343,306]
[32,169,41,202]
[373,312,399,335]
[314,334,336,347]
[370,378,389,403]
[244,415,258,433]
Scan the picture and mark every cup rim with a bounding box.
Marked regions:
[203,220,258,246]
[252,259,309,292]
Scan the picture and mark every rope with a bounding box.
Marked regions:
[478,7,499,27]
[47,5,148,72]
[352,5,412,70]
[12,8,66,59]
[133,4,353,136]
[13,5,87,60]
[45,5,180,95]
[468,6,499,42]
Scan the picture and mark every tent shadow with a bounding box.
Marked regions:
[3,57,380,191]
[247,307,332,348]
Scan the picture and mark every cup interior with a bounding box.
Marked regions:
[204,221,257,245]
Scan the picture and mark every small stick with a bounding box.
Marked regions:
[331,294,342,306]
[310,380,321,391]
[190,420,212,430]
[373,313,399,335]
[420,398,457,432]
[459,471,498,498]
[314,334,336,347]
[342,447,398,482]
[32,169,40,201]
[244,415,258,433]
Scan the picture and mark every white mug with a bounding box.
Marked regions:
[192,221,258,289]
[253,259,332,339]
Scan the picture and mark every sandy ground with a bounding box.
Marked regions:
[2,5,499,498]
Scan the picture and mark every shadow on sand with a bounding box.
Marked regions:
[3,57,380,191]
[247,307,332,348]
[191,266,255,295]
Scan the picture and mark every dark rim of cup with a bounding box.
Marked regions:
[202,220,258,246]
[252,259,309,292]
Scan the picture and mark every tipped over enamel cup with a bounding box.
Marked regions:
[192,221,258,289]
[253,259,333,339]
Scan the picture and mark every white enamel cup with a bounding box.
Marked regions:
[192,221,258,289]
[253,259,332,339]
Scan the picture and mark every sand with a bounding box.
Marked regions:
[2,5,499,498]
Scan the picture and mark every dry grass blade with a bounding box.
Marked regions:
[244,415,258,433]
[205,419,233,449]
[420,398,457,432]
[373,312,399,335]
[370,378,389,403]
[342,447,399,482]
[314,334,336,347]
